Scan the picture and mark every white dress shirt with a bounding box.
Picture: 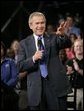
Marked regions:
[33,33,45,51]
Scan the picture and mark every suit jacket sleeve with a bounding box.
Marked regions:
[56,34,72,50]
[17,40,37,72]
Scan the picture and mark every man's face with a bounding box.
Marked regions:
[66,17,73,27]
[29,16,46,36]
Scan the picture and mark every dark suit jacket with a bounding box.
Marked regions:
[17,34,72,106]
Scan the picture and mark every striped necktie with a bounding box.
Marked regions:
[38,37,48,78]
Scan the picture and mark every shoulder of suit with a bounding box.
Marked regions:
[44,33,57,40]
[20,35,33,43]
[44,33,53,38]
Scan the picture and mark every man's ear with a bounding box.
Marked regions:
[29,23,32,29]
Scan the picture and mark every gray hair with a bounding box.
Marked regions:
[28,12,46,26]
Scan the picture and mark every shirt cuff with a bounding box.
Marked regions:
[32,56,35,63]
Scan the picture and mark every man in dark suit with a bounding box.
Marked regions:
[17,12,72,110]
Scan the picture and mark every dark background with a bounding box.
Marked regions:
[1,0,83,48]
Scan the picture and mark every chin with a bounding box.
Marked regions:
[37,31,44,35]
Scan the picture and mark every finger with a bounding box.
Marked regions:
[58,27,63,31]
[66,65,69,68]
[63,21,67,28]
[60,21,65,27]
[73,59,76,62]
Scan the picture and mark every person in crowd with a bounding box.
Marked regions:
[17,11,72,110]
[10,40,28,110]
[59,49,68,65]
[64,15,81,39]
[10,39,20,64]
[66,39,83,110]
[45,24,55,36]
[1,41,19,110]
[65,33,77,60]
[69,33,77,45]
[7,48,15,59]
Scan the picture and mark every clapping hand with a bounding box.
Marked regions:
[73,59,80,72]
[66,65,74,75]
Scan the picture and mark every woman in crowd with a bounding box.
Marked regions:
[1,41,19,110]
[66,39,83,110]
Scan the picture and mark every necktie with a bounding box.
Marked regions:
[38,37,48,78]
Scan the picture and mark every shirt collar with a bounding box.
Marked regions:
[33,33,43,40]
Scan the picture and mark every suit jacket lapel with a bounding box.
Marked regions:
[29,35,36,56]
